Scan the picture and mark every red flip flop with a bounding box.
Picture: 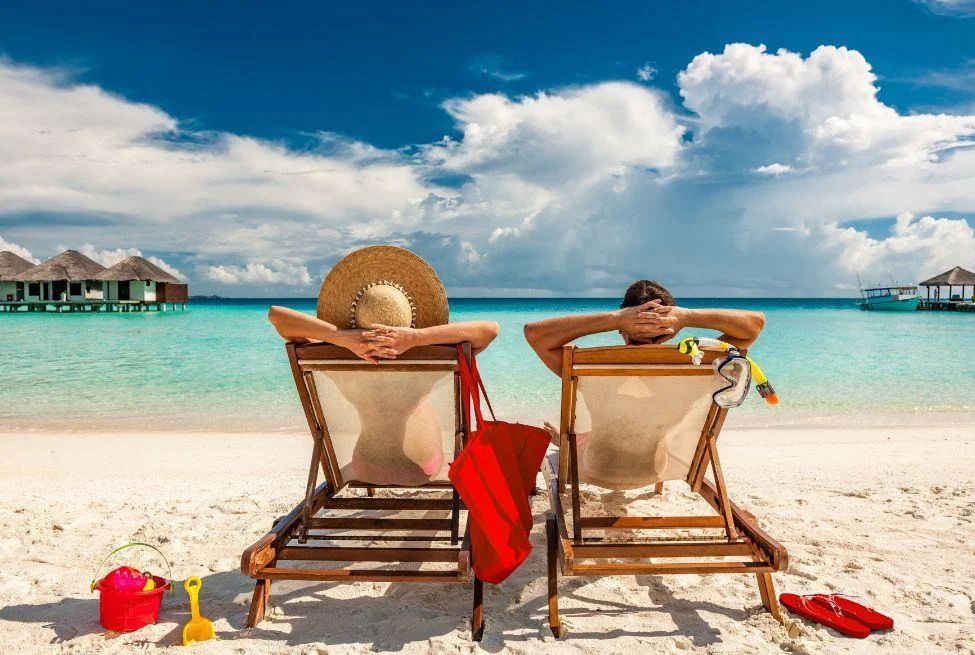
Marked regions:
[779,593,871,638]
[811,594,894,631]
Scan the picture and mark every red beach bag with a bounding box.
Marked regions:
[449,347,550,584]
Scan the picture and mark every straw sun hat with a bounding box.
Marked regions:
[317,246,449,329]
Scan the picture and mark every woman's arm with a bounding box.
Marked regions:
[366,321,500,356]
[267,306,396,363]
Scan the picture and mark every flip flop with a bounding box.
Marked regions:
[779,593,871,638]
[811,594,894,631]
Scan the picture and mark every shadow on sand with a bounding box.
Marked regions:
[0,561,759,650]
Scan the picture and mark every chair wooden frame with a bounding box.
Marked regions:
[241,341,486,640]
[544,344,788,637]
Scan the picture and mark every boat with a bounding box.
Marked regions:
[855,286,920,311]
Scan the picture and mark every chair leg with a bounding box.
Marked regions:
[246,579,271,627]
[654,481,664,495]
[546,515,564,638]
[366,486,376,497]
[471,576,485,641]
[756,573,783,624]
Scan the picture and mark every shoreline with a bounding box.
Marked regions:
[3,408,974,434]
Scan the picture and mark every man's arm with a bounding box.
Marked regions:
[656,306,766,351]
[523,302,665,375]
[524,302,766,376]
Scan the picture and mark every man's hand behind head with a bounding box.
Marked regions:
[615,301,691,344]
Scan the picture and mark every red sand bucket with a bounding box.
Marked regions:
[91,543,173,632]
[95,575,171,632]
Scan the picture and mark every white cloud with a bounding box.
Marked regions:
[754,163,795,176]
[198,260,312,286]
[0,234,39,262]
[488,211,539,243]
[636,63,657,82]
[914,0,975,16]
[0,59,433,271]
[66,243,184,280]
[433,82,684,189]
[679,44,975,168]
[815,213,975,279]
[73,244,141,267]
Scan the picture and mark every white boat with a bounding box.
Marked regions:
[856,286,920,311]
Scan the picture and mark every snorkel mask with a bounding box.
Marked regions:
[678,337,778,408]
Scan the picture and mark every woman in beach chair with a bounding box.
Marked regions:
[242,246,498,640]
[524,280,787,637]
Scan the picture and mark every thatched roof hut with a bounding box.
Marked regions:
[94,255,180,284]
[14,249,106,281]
[919,266,975,301]
[919,266,975,287]
[0,251,36,281]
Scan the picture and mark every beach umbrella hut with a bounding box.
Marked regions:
[94,255,188,304]
[14,249,107,303]
[0,251,36,302]
[919,266,975,303]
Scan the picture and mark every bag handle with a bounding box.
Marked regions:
[456,346,496,431]
[469,350,496,421]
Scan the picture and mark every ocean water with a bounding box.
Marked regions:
[1,298,973,431]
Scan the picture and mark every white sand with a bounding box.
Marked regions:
[1,426,973,654]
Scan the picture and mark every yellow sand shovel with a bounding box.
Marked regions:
[181,577,215,645]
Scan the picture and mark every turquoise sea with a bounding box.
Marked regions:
[1,298,973,431]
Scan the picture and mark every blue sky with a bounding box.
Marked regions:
[1,0,974,296]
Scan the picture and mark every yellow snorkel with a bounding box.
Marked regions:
[746,356,778,405]
[678,337,778,406]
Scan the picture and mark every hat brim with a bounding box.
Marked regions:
[317,245,449,329]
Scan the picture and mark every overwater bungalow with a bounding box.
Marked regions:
[918,266,975,312]
[94,255,188,309]
[0,251,36,302]
[2,249,188,312]
[13,249,107,305]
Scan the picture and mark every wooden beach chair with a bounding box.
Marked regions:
[241,341,486,639]
[543,344,788,637]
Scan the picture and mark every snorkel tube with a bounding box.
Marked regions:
[678,337,778,406]
[746,356,778,405]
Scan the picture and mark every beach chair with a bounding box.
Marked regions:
[241,341,486,639]
[543,344,788,637]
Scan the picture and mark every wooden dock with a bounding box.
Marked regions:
[0,301,187,313]
[918,300,975,312]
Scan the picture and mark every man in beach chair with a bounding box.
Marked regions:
[242,246,499,640]
[524,280,787,636]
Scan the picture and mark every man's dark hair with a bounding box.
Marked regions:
[621,280,675,309]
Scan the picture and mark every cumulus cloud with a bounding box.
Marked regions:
[0,234,39,262]
[433,82,684,188]
[679,44,975,168]
[816,213,975,279]
[69,243,184,280]
[198,260,312,286]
